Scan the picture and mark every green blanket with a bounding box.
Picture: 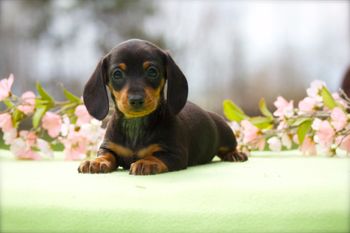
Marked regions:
[1,150,349,233]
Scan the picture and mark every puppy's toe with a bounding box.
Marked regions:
[220,151,248,162]
[130,160,160,175]
[78,159,115,174]
[89,161,100,173]
[78,160,90,173]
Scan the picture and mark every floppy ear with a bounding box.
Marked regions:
[165,52,188,115]
[83,57,109,120]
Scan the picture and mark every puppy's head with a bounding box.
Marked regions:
[83,39,188,120]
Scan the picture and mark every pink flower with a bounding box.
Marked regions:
[338,135,350,153]
[331,107,347,131]
[10,131,40,160]
[37,138,54,158]
[311,118,322,131]
[306,80,325,99]
[298,97,317,113]
[273,96,294,118]
[62,129,89,160]
[0,113,13,132]
[17,91,36,115]
[241,120,265,150]
[23,131,37,146]
[75,105,92,126]
[267,136,282,151]
[314,120,335,148]
[241,120,259,144]
[281,133,292,149]
[0,74,14,101]
[42,112,62,138]
[300,136,317,155]
[332,93,347,108]
[3,128,17,145]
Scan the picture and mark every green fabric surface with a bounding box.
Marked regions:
[0,149,349,233]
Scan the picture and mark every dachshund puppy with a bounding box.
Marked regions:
[78,39,247,175]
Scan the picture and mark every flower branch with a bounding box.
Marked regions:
[223,80,350,156]
[0,74,105,160]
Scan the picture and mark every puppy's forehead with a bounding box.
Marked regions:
[109,40,164,65]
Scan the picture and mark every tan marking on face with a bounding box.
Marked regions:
[136,144,162,159]
[143,61,151,70]
[111,79,165,119]
[118,63,127,71]
[104,141,133,157]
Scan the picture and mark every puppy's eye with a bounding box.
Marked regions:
[146,66,159,79]
[112,69,124,80]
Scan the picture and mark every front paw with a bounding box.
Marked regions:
[129,157,168,175]
[78,155,116,174]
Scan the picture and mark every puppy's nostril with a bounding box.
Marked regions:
[128,95,145,108]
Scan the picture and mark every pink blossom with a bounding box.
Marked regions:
[332,93,347,108]
[267,136,282,151]
[331,107,347,131]
[61,129,89,160]
[0,73,14,101]
[277,119,288,130]
[300,136,317,155]
[281,133,292,149]
[311,118,322,131]
[241,120,259,144]
[0,113,13,132]
[20,131,37,146]
[42,112,62,138]
[17,91,36,114]
[298,97,317,113]
[241,120,265,150]
[37,138,54,158]
[338,135,350,153]
[306,80,325,99]
[315,120,335,148]
[10,131,40,160]
[75,105,92,126]
[80,119,105,142]
[273,96,294,118]
[3,128,17,145]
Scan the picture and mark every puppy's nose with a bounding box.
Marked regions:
[128,94,145,109]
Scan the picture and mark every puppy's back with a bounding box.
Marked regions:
[178,102,222,165]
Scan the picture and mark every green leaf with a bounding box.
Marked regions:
[223,99,248,122]
[259,98,273,119]
[291,117,311,127]
[12,109,24,128]
[249,116,273,129]
[297,119,312,144]
[36,82,54,107]
[3,99,14,108]
[63,88,81,103]
[32,106,47,129]
[320,86,336,110]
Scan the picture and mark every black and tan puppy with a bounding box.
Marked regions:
[78,39,247,175]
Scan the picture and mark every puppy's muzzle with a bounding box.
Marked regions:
[128,94,145,110]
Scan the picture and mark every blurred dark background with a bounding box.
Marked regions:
[0,0,349,115]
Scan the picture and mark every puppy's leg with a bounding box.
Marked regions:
[208,112,248,162]
[78,150,117,173]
